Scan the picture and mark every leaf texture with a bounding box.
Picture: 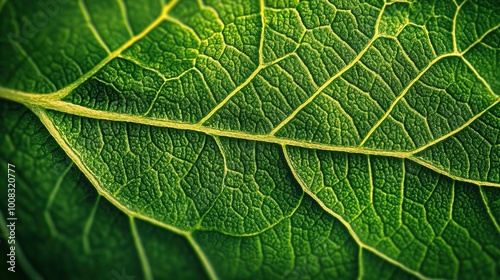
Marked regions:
[0,0,499,279]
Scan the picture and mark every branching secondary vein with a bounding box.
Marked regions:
[0,91,497,188]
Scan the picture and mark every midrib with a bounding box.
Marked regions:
[0,92,494,188]
[0,2,499,189]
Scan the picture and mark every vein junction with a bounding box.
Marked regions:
[0,1,499,188]
[2,1,500,279]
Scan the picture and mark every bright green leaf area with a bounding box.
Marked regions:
[0,0,499,279]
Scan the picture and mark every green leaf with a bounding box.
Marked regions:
[0,0,499,279]
[285,146,500,279]
[0,103,207,280]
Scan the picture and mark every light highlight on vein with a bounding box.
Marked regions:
[0,0,498,192]
[48,0,180,100]
[359,53,458,147]
[7,98,497,188]
[269,3,387,136]
[32,108,190,236]
[79,0,111,54]
[282,145,429,280]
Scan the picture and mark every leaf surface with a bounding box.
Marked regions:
[0,0,499,279]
